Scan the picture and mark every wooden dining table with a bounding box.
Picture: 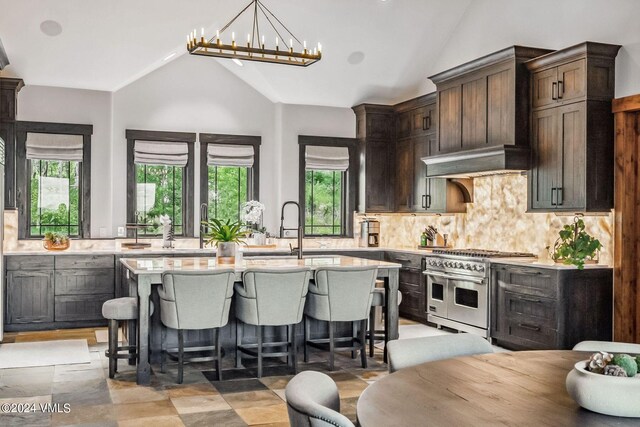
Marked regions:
[357,350,638,426]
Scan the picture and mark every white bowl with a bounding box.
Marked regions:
[566,360,640,418]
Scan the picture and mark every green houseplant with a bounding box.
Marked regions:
[548,217,602,269]
[42,232,70,251]
[202,219,248,264]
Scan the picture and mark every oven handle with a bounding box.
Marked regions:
[423,271,486,285]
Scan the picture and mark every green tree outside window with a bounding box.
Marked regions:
[135,164,183,235]
[207,166,249,222]
[305,170,343,235]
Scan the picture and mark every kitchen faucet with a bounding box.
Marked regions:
[280,201,303,259]
[199,203,208,249]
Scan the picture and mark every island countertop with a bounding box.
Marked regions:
[120,255,402,275]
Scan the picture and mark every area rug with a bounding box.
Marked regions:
[0,339,91,369]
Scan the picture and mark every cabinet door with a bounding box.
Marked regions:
[412,135,429,211]
[530,108,559,210]
[366,113,394,140]
[55,268,115,295]
[557,103,586,210]
[396,111,412,139]
[7,270,54,324]
[531,67,558,109]
[461,77,487,149]
[557,59,586,104]
[410,106,432,136]
[395,138,413,212]
[365,139,394,212]
[426,178,447,212]
[487,68,513,144]
[437,86,462,154]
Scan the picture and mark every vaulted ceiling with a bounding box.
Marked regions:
[1,0,639,107]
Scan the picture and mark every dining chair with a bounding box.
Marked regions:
[158,269,235,383]
[285,371,355,427]
[235,267,311,378]
[304,266,378,370]
[387,333,494,373]
[367,284,402,360]
[573,340,640,354]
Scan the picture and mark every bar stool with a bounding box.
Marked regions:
[102,297,154,379]
[304,266,378,371]
[235,268,311,378]
[368,286,402,360]
[158,270,235,383]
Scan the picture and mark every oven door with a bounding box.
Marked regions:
[447,276,488,329]
[425,272,448,319]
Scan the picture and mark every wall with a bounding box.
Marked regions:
[361,174,614,265]
[16,85,113,237]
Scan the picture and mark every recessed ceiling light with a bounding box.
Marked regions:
[347,51,365,65]
[232,58,243,67]
[164,52,176,61]
[40,20,63,37]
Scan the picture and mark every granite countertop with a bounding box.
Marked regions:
[120,255,402,275]
[489,257,611,269]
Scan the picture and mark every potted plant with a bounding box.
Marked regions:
[241,200,266,245]
[202,218,248,264]
[43,232,70,251]
[548,216,602,269]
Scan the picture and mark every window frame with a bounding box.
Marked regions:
[15,121,92,239]
[199,133,261,226]
[126,129,196,237]
[298,135,358,238]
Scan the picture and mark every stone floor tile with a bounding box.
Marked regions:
[111,400,178,421]
[0,382,53,398]
[210,379,269,394]
[109,386,167,404]
[53,378,112,406]
[163,382,219,398]
[0,366,55,379]
[333,378,369,399]
[180,409,248,427]
[117,414,185,427]
[223,390,283,410]
[234,402,289,425]
[0,411,52,426]
[272,389,286,402]
[170,394,231,414]
[51,403,116,426]
[53,368,105,383]
[258,375,293,390]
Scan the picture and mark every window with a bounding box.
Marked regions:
[15,122,92,239]
[299,137,357,237]
[126,130,195,237]
[199,133,261,225]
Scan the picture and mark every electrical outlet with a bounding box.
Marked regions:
[117,226,125,237]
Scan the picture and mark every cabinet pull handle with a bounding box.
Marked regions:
[556,187,563,206]
[551,187,557,206]
[516,296,542,304]
[421,194,426,209]
[393,257,411,262]
[552,82,557,100]
[423,117,428,131]
[557,80,563,99]
[511,268,543,276]
[518,323,541,332]
[426,194,431,209]
[426,114,431,130]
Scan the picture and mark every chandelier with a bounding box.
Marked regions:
[186,0,322,67]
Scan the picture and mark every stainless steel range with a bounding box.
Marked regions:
[424,249,534,338]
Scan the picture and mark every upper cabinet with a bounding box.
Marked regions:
[352,104,395,213]
[0,77,24,209]
[526,42,621,212]
[426,46,553,177]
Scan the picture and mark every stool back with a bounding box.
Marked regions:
[159,270,235,330]
[309,266,378,322]
[237,268,311,326]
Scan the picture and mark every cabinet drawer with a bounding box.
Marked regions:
[55,255,114,269]
[399,289,422,317]
[55,294,113,322]
[504,317,557,349]
[504,291,556,329]
[6,256,54,271]
[55,269,115,295]
[386,252,422,269]
[399,268,422,289]
[493,265,558,299]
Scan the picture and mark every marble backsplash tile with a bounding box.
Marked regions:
[356,174,614,265]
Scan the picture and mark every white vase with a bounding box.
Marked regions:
[216,242,237,264]
[566,360,640,417]
[253,232,266,246]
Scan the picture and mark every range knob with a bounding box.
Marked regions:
[465,264,473,270]
[456,262,463,268]
[476,265,485,272]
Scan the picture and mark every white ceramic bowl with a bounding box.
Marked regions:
[566,360,640,418]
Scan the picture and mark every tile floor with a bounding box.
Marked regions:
[0,320,506,426]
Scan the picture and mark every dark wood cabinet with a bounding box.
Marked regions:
[7,270,55,324]
[395,137,413,212]
[526,42,620,212]
[0,78,24,209]
[352,104,395,213]
[385,252,426,322]
[491,263,613,350]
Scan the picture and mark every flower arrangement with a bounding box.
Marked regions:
[586,351,640,378]
[241,200,265,229]
[548,216,602,269]
[43,232,70,251]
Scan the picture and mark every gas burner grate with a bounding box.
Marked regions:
[432,248,535,258]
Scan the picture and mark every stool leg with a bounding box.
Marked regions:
[108,319,118,379]
[360,319,368,369]
[215,328,222,381]
[329,321,335,371]
[160,325,167,373]
[290,323,298,375]
[177,330,184,384]
[128,319,137,366]
[235,321,243,369]
[304,316,310,363]
[286,325,291,367]
[369,306,376,358]
[257,325,263,379]
[351,322,357,359]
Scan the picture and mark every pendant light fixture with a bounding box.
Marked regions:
[186,0,322,67]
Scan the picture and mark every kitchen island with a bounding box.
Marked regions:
[120,255,401,385]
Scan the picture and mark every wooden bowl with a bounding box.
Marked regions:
[43,239,70,251]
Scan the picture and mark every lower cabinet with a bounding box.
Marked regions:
[7,270,55,324]
[385,252,427,323]
[490,263,613,350]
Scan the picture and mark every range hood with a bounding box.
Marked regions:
[421,145,530,178]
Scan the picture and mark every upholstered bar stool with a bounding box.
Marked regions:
[367,284,403,359]
[235,267,311,378]
[158,269,235,383]
[102,297,154,379]
[304,266,378,371]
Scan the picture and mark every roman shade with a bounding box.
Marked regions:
[207,144,254,167]
[305,145,349,171]
[134,140,189,166]
[26,133,84,161]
